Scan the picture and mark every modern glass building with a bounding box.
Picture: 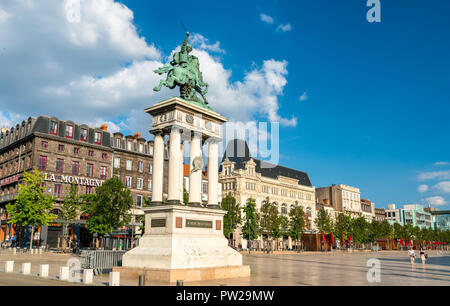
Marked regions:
[386,204,434,229]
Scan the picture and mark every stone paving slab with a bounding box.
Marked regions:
[0,250,449,286]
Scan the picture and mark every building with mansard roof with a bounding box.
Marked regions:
[219,139,316,251]
[0,115,169,249]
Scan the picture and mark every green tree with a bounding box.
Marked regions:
[260,198,281,251]
[6,170,56,250]
[379,220,394,239]
[314,207,333,234]
[241,198,260,253]
[60,183,82,251]
[334,212,352,241]
[288,202,307,252]
[221,193,242,242]
[350,217,369,245]
[83,177,133,246]
[279,215,290,249]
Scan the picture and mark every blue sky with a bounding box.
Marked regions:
[0,0,449,210]
[118,0,450,209]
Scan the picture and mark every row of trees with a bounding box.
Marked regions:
[6,170,133,251]
[222,195,310,251]
[221,193,450,250]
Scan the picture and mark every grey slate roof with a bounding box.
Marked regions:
[220,139,313,187]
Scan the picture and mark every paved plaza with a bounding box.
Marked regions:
[0,250,449,286]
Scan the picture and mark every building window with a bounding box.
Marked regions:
[125,176,132,188]
[100,166,107,179]
[281,204,287,215]
[126,160,132,171]
[149,164,153,174]
[138,161,143,172]
[86,164,94,177]
[58,144,65,152]
[39,156,47,170]
[72,161,79,175]
[149,145,154,156]
[54,184,63,198]
[136,195,142,208]
[116,138,121,148]
[202,182,207,194]
[88,150,94,157]
[86,186,93,195]
[127,141,132,151]
[74,147,79,155]
[50,121,58,135]
[56,159,64,173]
[41,141,48,149]
[80,128,88,142]
[137,178,143,190]
[114,157,120,169]
[94,132,102,145]
[65,125,73,138]
[147,179,152,191]
[139,143,143,153]
[102,153,107,160]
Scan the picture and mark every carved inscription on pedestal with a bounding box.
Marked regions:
[186,219,213,228]
[151,218,167,228]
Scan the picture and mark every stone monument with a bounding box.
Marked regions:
[115,32,250,283]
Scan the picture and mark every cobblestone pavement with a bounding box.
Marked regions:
[0,250,449,286]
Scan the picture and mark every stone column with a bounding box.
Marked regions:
[179,141,185,204]
[151,130,164,205]
[188,132,202,206]
[167,127,181,204]
[207,138,220,209]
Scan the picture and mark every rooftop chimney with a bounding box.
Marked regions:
[134,132,141,139]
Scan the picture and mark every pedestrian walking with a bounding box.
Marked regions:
[10,235,16,248]
[419,246,427,264]
[408,247,416,265]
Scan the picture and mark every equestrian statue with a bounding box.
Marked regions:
[153,32,209,106]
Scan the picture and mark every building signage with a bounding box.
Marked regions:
[151,218,166,228]
[0,175,19,187]
[43,173,104,187]
[186,219,212,229]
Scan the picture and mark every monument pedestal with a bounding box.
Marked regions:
[116,205,250,282]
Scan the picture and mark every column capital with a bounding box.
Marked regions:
[150,128,165,136]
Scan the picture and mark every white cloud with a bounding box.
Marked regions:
[277,24,292,32]
[0,0,296,140]
[417,184,429,194]
[260,13,274,24]
[299,91,308,102]
[190,33,225,54]
[424,196,447,206]
[433,161,449,166]
[417,170,450,181]
[432,181,450,194]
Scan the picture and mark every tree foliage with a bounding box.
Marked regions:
[241,198,260,241]
[314,207,333,234]
[83,177,133,236]
[6,169,56,249]
[221,193,242,239]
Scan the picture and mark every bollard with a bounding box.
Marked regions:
[5,261,14,273]
[60,266,70,281]
[139,275,145,286]
[177,280,183,286]
[40,264,49,277]
[109,271,120,286]
[83,269,93,284]
[22,263,31,275]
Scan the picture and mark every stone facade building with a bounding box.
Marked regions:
[315,184,362,218]
[374,208,386,222]
[219,139,316,250]
[360,198,375,222]
[0,115,169,248]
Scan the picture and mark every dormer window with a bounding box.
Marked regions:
[127,141,132,151]
[116,138,121,148]
[65,125,73,138]
[80,128,88,142]
[50,121,58,135]
[94,132,102,145]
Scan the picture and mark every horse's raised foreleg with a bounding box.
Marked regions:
[153,80,165,92]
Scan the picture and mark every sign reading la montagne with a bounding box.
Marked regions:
[43,173,104,187]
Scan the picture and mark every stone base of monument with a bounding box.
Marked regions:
[116,205,250,283]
